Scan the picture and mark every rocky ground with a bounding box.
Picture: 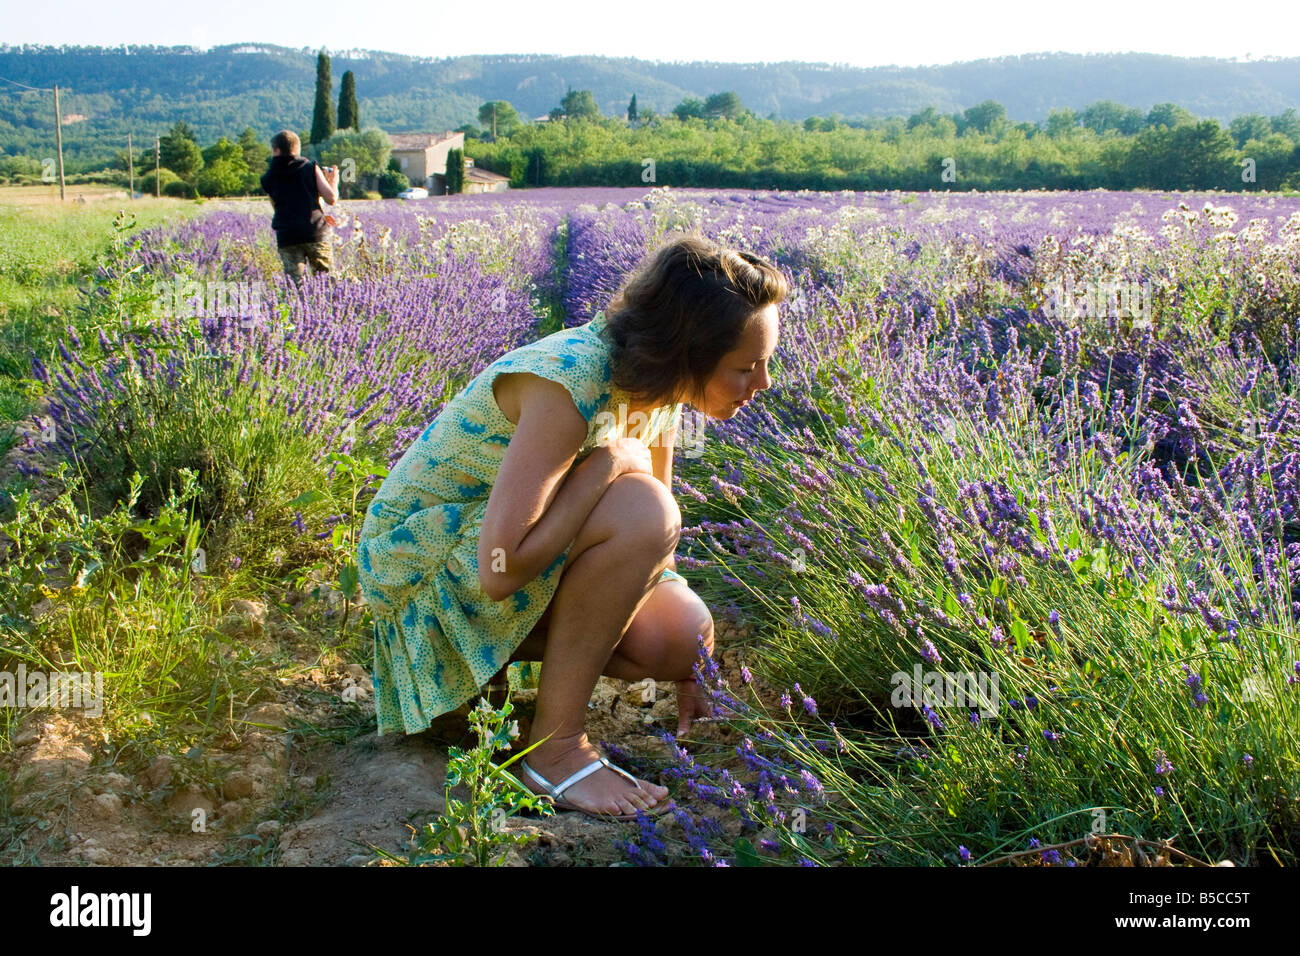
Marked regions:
[0,576,765,867]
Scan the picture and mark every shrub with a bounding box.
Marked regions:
[377,169,410,199]
[163,179,199,199]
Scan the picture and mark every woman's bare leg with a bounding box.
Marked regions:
[504,578,716,734]
[514,472,679,816]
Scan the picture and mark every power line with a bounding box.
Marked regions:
[0,75,55,92]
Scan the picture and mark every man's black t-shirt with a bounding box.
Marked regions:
[260,155,329,247]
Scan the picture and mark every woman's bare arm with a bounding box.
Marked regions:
[476,373,616,601]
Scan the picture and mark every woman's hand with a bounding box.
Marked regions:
[597,436,653,478]
[675,678,713,737]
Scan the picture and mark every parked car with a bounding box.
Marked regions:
[397,187,428,200]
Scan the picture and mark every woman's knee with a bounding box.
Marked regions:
[602,472,681,553]
[651,585,716,674]
[677,591,715,658]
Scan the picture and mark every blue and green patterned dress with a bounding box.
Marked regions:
[356,311,686,736]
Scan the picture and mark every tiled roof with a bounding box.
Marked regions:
[389,131,462,151]
[464,167,510,182]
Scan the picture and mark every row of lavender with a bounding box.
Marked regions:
[24,196,574,478]
[557,188,1300,865]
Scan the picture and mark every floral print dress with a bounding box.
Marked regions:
[356,311,686,735]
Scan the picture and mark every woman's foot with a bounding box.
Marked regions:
[518,732,668,817]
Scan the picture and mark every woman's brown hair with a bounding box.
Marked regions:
[601,232,788,408]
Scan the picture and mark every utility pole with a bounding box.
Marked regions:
[126,131,134,198]
[52,83,66,201]
[154,136,160,197]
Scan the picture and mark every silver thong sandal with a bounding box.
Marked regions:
[519,755,671,822]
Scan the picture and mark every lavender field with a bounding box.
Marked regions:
[5,185,1300,866]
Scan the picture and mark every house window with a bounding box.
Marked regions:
[400,157,408,171]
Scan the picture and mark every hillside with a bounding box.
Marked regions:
[1,44,1297,165]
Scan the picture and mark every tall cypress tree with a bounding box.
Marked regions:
[310,51,335,144]
[338,70,359,131]
[628,93,638,122]
[446,148,464,193]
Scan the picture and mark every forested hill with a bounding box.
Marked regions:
[2,43,1298,151]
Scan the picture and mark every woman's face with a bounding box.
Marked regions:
[690,304,780,419]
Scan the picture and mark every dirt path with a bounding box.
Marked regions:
[1,581,758,867]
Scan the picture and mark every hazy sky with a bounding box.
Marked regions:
[5,0,1297,68]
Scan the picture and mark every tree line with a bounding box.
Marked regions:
[464,92,1300,191]
[4,83,1298,194]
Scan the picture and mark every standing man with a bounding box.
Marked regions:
[260,130,339,283]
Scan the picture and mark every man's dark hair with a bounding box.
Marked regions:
[271,130,301,156]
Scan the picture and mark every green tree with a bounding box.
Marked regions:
[163,178,198,199]
[704,92,745,121]
[1126,120,1236,188]
[1045,108,1077,138]
[1239,132,1298,190]
[478,101,521,139]
[378,167,409,198]
[1229,113,1272,148]
[196,158,246,196]
[1080,100,1143,135]
[1145,102,1195,130]
[311,51,335,145]
[338,70,359,131]
[525,146,548,185]
[201,136,245,167]
[159,122,203,181]
[311,128,393,199]
[907,106,941,130]
[139,167,179,196]
[237,127,271,191]
[628,93,638,122]
[560,89,600,121]
[1270,108,1300,143]
[446,147,464,193]
[196,137,250,195]
[673,97,705,121]
[237,127,270,170]
[963,100,1006,135]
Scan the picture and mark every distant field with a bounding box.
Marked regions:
[0,183,157,207]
